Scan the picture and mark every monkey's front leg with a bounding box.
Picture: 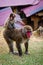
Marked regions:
[16,42,22,56]
[24,40,29,54]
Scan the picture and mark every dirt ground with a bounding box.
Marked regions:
[0,26,43,54]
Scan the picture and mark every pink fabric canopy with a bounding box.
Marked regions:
[0,7,12,26]
[21,0,43,17]
[0,0,40,7]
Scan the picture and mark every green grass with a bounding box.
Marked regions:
[0,41,43,65]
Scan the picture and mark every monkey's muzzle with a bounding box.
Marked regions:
[26,31,32,38]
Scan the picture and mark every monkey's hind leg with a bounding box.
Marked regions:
[3,33,14,54]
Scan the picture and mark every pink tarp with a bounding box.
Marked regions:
[21,0,43,17]
[0,7,12,26]
[0,0,40,7]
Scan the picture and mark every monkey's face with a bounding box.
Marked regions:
[26,30,32,38]
[10,16,14,21]
[24,26,32,38]
[10,13,15,21]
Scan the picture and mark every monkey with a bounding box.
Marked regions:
[3,13,33,56]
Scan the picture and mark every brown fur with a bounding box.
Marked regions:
[3,13,33,56]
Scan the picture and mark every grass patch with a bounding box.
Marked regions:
[0,28,43,65]
[0,41,43,65]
